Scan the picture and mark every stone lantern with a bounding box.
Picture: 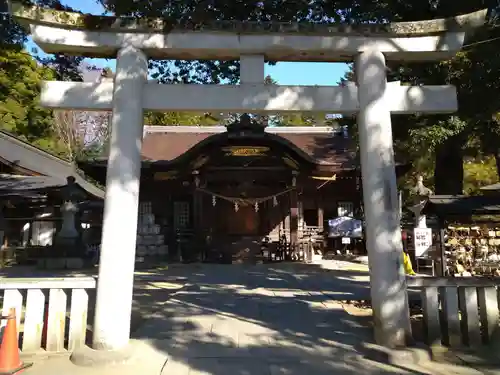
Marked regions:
[409,176,433,228]
[53,176,85,260]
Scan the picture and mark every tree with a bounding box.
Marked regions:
[52,109,110,161]
[38,54,86,82]
[0,9,27,47]
[476,116,500,178]
[49,67,113,161]
[334,0,500,193]
[0,47,60,151]
[463,156,498,194]
[0,0,97,156]
[3,1,89,69]
[144,111,221,126]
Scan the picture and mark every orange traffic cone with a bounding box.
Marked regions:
[0,308,32,374]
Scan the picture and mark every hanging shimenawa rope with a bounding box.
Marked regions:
[196,187,295,207]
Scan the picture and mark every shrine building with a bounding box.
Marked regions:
[78,116,408,263]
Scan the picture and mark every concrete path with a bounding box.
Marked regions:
[23,262,492,374]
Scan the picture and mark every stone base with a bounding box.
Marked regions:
[21,350,70,362]
[37,257,84,270]
[66,257,84,269]
[38,258,65,269]
[70,344,135,367]
[429,343,500,367]
[360,342,431,367]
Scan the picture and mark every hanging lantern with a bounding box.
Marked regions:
[234,202,239,212]
[292,171,298,187]
[212,195,217,206]
[273,196,278,207]
[193,170,200,187]
[255,202,259,212]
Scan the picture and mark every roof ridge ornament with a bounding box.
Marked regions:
[226,114,266,134]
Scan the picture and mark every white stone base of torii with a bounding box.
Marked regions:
[10,2,486,353]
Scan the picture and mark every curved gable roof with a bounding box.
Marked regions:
[141,126,356,168]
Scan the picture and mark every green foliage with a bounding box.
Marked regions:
[0,0,90,158]
[0,48,62,153]
[336,4,500,194]
[144,111,220,126]
[463,157,499,195]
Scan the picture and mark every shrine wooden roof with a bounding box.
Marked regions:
[0,130,104,199]
[141,126,357,168]
[78,123,412,184]
[480,182,500,192]
[422,195,500,217]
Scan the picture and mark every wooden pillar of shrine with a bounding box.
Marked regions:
[192,192,201,230]
[290,191,298,249]
[289,172,299,256]
[192,172,201,231]
[192,171,203,259]
[317,195,324,230]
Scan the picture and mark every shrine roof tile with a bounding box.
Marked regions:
[141,129,356,167]
[0,130,104,198]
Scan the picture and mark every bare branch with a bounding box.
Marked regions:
[52,108,110,161]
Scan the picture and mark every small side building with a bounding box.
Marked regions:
[0,130,103,253]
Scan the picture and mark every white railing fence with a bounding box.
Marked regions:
[0,277,97,353]
[407,277,500,347]
[3,275,499,353]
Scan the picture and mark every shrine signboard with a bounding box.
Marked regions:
[222,146,269,157]
[414,227,432,257]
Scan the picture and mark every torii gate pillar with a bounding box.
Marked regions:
[356,49,411,346]
[92,45,148,351]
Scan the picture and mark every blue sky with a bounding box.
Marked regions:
[26,0,350,85]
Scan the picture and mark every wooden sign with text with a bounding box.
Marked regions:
[222,146,269,157]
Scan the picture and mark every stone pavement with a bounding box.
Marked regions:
[22,262,496,375]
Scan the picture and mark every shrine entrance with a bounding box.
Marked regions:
[226,204,259,236]
[185,115,314,259]
[13,0,485,350]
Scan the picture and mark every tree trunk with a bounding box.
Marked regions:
[434,135,464,195]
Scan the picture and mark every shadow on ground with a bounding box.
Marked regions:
[126,263,433,375]
[4,261,441,374]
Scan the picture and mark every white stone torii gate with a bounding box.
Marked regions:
[9,2,487,353]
